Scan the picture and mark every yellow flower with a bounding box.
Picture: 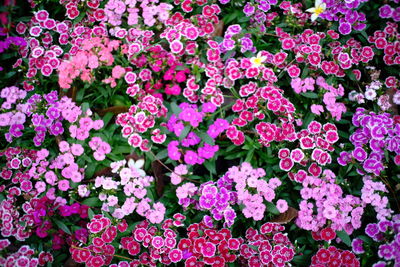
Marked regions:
[306,0,326,22]
[250,52,267,67]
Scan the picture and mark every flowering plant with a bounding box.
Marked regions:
[1,0,400,266]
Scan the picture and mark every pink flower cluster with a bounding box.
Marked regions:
[229,84,296,147]
[104,0,172,28]
[240,223,295,267]
[176,162,285,225]
[0,243,53,267]
[58,37,120,89]
[361,176,393,220]
[116,94,168,152]
[311,246,360,267]
[93,159,165,223]
[166,102,224,165]
[280,120,339,174]
[296,170,364,234]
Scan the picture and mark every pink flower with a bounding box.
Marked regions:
[276,199,289,213]
[151,236,164,249]
[165,84,181,95]
[201,242,216,257]
[311,104,324,115]
[170,40,183,54]
[71,144,84,156]
[58,180,70,191]
[112,65,126,79]
[169,249,183,263]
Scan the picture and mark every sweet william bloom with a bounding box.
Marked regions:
[250,52,267,67]
[306,0,326,22]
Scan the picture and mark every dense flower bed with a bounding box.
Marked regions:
[0,0,400,266]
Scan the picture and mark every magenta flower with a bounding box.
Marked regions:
[183,150,198,165]
[201,242,216,257]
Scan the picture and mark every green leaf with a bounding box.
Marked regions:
[336,230,351,247]
[300,92,319,99]
[179,125,191,140]
[155,149,168,160]
[222,50,235,61]
[265,202,280,215]
[244,149,255,163]
[102,112,114,127]
[53,219,72,235]
[197,132,215,145]
[81,197,102,207]
[204,160,216,175]
[88,208,95,220]
[85,163,96,179]
[170,102,181,114]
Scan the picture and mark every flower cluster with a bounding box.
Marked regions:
[166,102,224,165]
[338,108,400,175]
[93,159,165,223]
[58,37,120,89]
[176,162,284,225]
[280,120,339,174]
[311,246,360,267]
[0,243,53,267]
[116,94,167,152]
[296,170,364,234]
[239,223,295,267]
[354,214,400,266]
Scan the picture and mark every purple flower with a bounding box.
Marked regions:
[181,132,201,147]
[0,113,11,126]
[226,24,242,34]
[243,3,255,16]
[9,124,24,137]
[31,114,44,126]
[378,244,394,260]
[50,121,64,135]
[179,108,202,126]
[365,223,379,237]
[352,147,367,162]
[378,220,393,233]
[168,141,181,160]
[351,238,365,254]
[173,121,184,137]
[198,143,219,159]
[371,126,387,140]
[44,91,58,104]
[222,39,235,50]
[223,207,236,222]
[393,7,400,22]
[207,125,220,139]
[258,1,271,12]
[337,151,351,166]
[379,4,393,18]
[363,159,378,172]
[199,194,216,209]
[338,22,352,35]
[46,107,60,120]
[184,150,198,165]
[345,10,359,24]
[202,102,217,113]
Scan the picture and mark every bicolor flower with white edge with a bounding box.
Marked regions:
[250,52,267,67]
[306,0,326,22]
[128,158,146,177]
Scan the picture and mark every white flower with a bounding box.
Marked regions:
[393,91,400,105]
[365,89,377,101]
[306,0,326,22]
[250,52,267,67]
[128,158,146,177]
